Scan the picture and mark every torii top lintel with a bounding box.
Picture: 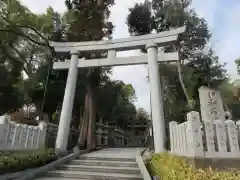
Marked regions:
[50,26,186,53]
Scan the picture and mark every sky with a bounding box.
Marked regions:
[20,0,240,112]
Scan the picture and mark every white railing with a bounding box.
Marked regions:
[170,111,240,158]
[0,115,47,151]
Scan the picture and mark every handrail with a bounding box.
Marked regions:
[136,149,152,180]
[14,147,94,180]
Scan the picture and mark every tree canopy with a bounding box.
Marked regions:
[127,0,231,122]
[3,0,239,136]
[0,0,150,134]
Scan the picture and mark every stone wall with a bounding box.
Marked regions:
[182,156,240,171]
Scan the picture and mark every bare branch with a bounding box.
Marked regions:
[173,44,193,110]
[0,13,49,44]
[1,46,29,76]
[17,25,49,44]
[0,28,48,47]
[11,46,29,65]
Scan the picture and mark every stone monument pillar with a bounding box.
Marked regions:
[198,86,225,122]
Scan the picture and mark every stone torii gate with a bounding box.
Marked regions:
[50,26,186,154]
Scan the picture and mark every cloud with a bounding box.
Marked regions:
[111,65,150,110]
[191,0,240,80]
[20,0,66,13]
[191,0,218,28]
[215,3,240,80]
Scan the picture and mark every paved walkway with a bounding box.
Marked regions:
[81,148,144,159]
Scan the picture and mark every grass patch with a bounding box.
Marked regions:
[0,149,57,175]
[147,153,240,180]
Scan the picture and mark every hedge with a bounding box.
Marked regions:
[0,149,57,175]
[147,153,240,180]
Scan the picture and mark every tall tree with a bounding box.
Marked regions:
[0,0,55,108]
[217,58,240,119]
[0,0,53,112]
[127,0,227,122]
[97,80,137,128]
[136,108,150,123]
[63,0,114,148]
[235,57,240,75]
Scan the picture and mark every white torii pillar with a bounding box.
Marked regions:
[146,42,166,153]
[55,50,79,155]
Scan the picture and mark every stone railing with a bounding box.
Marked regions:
[0,115,47,151]
[95,122,109,146]
[95,122,126,147]
[95,122,146,147]
[169,111,240,158]
[46,123,79,150]
[126,136,146,147]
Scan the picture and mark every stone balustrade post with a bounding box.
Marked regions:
[25,126,31,149]
[225,120,239,153]
[31,126,38,149]
[169,121,178,154]
[186,111,204,157]
[203,121,215,153]
[38,121,47,148]
[18,124,24,149]
[215,120,227,153]
[97,126,102,146]
[0,115,10,150]
[12,123,20,149]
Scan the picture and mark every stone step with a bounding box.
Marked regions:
[35,177,89,180]
[46,170,143,180]
[69,159,138,167]
[58,164,140,174]
[77,156,136,162]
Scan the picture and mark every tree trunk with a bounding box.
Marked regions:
[78,92,89,148]
[77,83,97,149]
[86,84,97,149]
[79,67,99,149]
[177,59,192,107]
[97,0,104,6]
[174,46,193,110]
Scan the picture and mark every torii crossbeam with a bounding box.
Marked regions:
[53,52,179,69]
[50,26,186,155]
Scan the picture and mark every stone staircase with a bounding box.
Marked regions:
[35,148,144,180]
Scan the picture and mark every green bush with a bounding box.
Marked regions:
[147,153,240,180]
[0,149,57,175]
